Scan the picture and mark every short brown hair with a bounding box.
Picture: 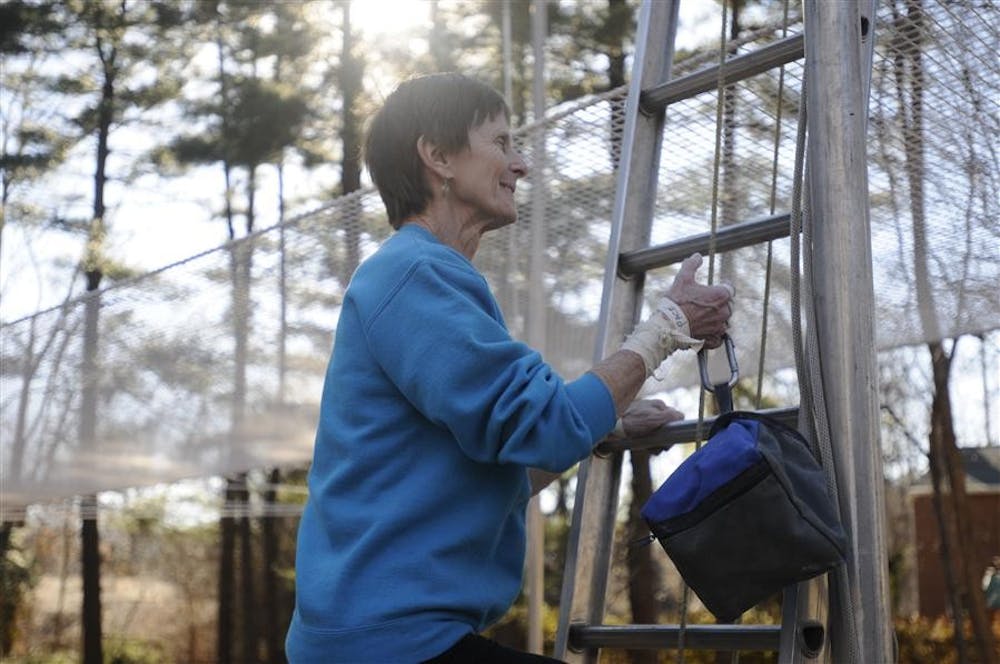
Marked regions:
[363,73,509,228]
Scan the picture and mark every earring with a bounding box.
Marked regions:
[442,179,451,197]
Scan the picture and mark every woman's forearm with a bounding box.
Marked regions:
[589,349,648,417]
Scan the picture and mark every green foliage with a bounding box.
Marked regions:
[169,78,310,168]
[5,652,78,664]
[483,596,561,654]
[0,0,60,54]
[895,614,1000,664]
[103,637,168,664]
[225,79,311,166]
[1,524,37,657]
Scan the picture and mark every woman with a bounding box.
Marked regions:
[286,73,733,663]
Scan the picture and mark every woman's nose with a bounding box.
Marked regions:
[510,151,528,178]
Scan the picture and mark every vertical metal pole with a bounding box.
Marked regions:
[526,0,548,655]
[502,0,513,104]
[554,1,680,661]
[803,2,893,662]
[501,0,518,321]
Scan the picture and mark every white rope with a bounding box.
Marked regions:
[678,2,731,659]
[754,0,792,410]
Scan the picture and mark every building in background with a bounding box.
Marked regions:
[910,447,1000,617]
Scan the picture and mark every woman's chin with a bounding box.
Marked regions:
[484,215,516,232]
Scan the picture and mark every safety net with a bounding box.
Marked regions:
[1,2,997,516]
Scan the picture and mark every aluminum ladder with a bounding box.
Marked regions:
[552,1,893,662]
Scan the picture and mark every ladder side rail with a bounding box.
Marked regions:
[619,212,792,277]
[774,403,838,663]
[641,33,805,113]
[802,1,893,662]
[553,1,680,661]
[777,577,832,663]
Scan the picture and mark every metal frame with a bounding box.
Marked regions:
[554,1,892,662]
[619,213,791,277]
[595,407,799,455]
[803,1,893,661]
[641,34,804,112]
[553,2,681,661]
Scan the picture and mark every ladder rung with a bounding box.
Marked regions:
[569,623,781,651]
[619,213,790,277]
[640,34,804,113]
[596,407,799,455]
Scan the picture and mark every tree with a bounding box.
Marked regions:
[883,1,997,661]
[0,1,73,284]
[337,0,365,280]
[1,4,71,639]
[163,3,315,659]
[22,3,192,661]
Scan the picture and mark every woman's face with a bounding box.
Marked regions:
[446,114,528,229]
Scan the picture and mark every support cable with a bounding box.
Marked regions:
[679,3,730,661]
[754,0,791,409]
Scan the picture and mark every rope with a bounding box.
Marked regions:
[704,0,729,288]
[679,2,730,660]
[754,0,791,409]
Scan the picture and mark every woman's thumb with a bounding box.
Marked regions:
[674,253,703,284]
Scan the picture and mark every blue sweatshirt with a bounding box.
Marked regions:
[286,224,617,663]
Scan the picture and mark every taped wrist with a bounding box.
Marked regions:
[620,298,703,377]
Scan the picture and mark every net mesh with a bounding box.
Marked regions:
[2,1,998,516]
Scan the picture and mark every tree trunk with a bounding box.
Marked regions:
[79,308,103,655]
[80,223,104,664]
[0,523,15,656]
[238,473,257,662]
[340,1,363,284]
[720,0,740,229]
[80,494,102,664]
[215,12,238,659]
[80,17,117,658]
[626,449,659,664]
[277,160,288,403]
[894,0,997,660]
[262,468,282,664]
[926,411,968,661]
[716,0,742,317]
[10,319,39,479]
[606,0,626,171]
[928,341,998,664]
[219,480,236,664]
[233,166,259,662]
[428,0,454,72]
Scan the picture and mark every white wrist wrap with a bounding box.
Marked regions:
[656,298,692,337]
[620,298,703,377]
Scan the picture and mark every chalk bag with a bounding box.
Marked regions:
[640,410,848,622]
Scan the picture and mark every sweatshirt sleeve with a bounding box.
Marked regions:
[364,259,616,472]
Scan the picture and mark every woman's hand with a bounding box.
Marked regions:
[665,253,734,349]
[617,399,684,438]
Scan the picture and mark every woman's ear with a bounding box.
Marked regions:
[416,136,453,182]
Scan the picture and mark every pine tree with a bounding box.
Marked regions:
[10,2,193,660]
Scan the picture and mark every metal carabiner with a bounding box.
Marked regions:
[698,334,739,414]
[698,334,739,391]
